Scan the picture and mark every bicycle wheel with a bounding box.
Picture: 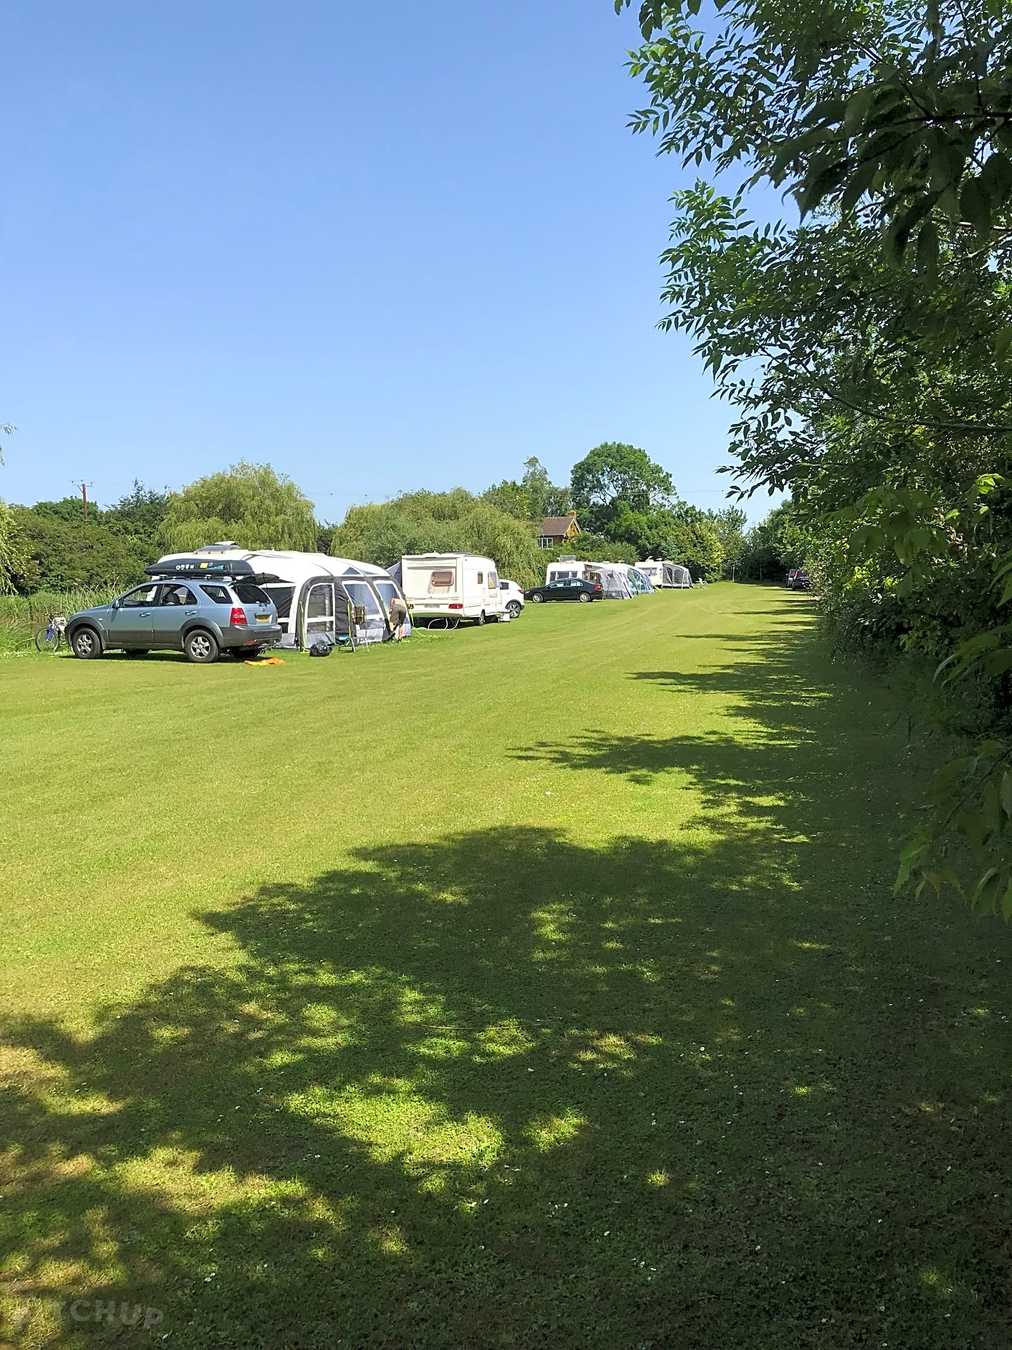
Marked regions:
[34,625,61,653]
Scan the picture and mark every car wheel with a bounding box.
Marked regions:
[506,600,522,617]
[475,611,486,626]
[578,592,591,603]
[125,649,148,658]
[185,629,219,664]
[70,626,102,659]
[530,592,544,603]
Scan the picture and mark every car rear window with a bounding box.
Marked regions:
[234,582,271,604]
[200,584,233,604]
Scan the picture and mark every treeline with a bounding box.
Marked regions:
[618,0,1012,909]
[1,446,787,596]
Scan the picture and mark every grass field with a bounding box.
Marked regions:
[2,585,1010,1349]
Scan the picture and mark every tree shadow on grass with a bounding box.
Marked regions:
[3,619,1012,1348]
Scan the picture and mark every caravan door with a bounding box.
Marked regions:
[303,580,338,646]
[342,578,387,644]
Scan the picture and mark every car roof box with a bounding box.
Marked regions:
[146,558,284,585]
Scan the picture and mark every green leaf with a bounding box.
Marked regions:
[929,139,966,193]
[972,867,1001,913]
[982,648,1012,676]
[960,175,993,237]
[956,630,1003,659]
[840,160,878,212]
[1000,771,1012,820]
[843,86,877,136]
[973,472,1005,497]
[1002,879,1012,921]
[915,219,939,276]
[795,157,850,214]
[979,152,1012,209]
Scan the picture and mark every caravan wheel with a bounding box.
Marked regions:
[475,611,486,626]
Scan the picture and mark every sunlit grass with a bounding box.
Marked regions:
[2,586,1011,1348]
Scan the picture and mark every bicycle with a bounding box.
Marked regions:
[34,613,68,654]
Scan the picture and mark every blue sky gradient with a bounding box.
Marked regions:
[2,0,781,523]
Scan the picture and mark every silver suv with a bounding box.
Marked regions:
[67,564,282,664]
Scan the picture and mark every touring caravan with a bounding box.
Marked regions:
[392,554,504,625]
[157,544,411,647]
[545,558,593,585]
[639,559,692,589]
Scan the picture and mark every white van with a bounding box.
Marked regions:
[395,554,504,625]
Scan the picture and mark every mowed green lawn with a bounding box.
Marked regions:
[2,585,1010,1349]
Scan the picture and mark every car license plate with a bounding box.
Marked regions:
[255,614,270,624]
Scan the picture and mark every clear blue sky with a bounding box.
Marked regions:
[2,0,779,523]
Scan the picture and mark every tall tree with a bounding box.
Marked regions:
[617,0,1012,910]
[708,506,748,578]
[570,442,676,534]
[483,457,571,523]
[161,463,318,552]
[104,482,170,550]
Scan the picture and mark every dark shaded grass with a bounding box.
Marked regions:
[2,600,1011,1348]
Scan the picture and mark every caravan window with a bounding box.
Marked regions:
[344,580,382,617]
[488,571,498,591]
[373,580,402,616]
[429,569,454,591]
[476,572,484,585]
[306,583,334,623]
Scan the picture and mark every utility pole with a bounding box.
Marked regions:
[72,480,95,519]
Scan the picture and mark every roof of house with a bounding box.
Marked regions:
[539,513,580,536]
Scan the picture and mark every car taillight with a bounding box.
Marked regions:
[593,583,602,591]
[229,606,247,626]
[449,603,463,609]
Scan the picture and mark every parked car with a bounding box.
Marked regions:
[498,579,525,618]
[525,577,603,604]
[786,568,811,590]
[66,566,282,663]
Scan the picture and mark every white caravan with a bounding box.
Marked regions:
[545,559,595,584]
[394,554,504,625]
[158,543,411,647]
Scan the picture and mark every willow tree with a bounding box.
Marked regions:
[161,463,318,552]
